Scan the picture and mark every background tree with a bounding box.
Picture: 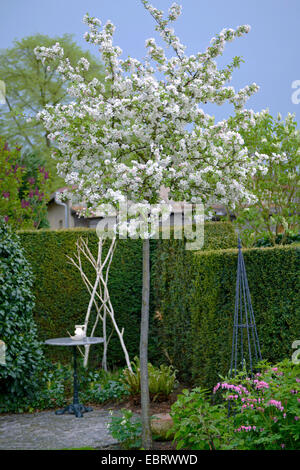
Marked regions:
[0,34,105,189]
[0,137,51,229]
[34,1,282,448]
[229,112,300,246]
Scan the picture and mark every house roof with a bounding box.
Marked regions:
[48,186,231,218]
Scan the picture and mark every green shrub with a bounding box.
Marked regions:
[170,387,235,450]
[214,359,300,450]
[0,361,129,413]
[122,356,177,402]
[108,409,142,450]
[0,361,70,413]
[170,359,300,450]
[155,243,300,387]
[0,220,45,402]
[79,368,129,404]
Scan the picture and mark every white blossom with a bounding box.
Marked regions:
[34,2,287,238]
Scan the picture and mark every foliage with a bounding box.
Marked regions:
[0,140,25,227]
[170,387,235,450]
[108,409,142,450]
[0,361,129,413]
[122,356,177,402]
[155,242,300,386]
[0,361,70,413]
[214,359,300,450]
[79,368,129,404]
[0,220,45,401]
[169,360,300,450]
[231,112,300,247]
[18,151,51,228]
[0,34,105,188]
[153,222,236,379]
[0,138,51,229]
[254,232,300,247]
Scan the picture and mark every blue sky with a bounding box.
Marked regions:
[1,0,300,124]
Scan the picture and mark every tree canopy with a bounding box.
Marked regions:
[231,112,300,245]
[0,33,105,188]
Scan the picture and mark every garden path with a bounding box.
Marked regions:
[0,408,118,450]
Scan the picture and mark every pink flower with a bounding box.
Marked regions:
[253,380,269,390]
[234,425,257,433]
[21,199,30,208]
[226,394,239,400]
[267,400,284,412]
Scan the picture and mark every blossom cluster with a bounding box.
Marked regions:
[213,382,249,395]
[267,400,284,412]
[234,425,259,433]
[253,379,269,390]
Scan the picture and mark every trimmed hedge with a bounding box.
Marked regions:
[18,222,236,368]
[18,229,150,367]
[155,243,300,388]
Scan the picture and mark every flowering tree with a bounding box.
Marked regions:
[34,1,283,448]
[228,112,300,246]
[0,138,51,229]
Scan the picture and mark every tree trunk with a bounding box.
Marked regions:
[140,238,152,449]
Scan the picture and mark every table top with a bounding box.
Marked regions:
[45,337,104,346]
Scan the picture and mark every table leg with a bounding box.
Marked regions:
[55,346,93,418]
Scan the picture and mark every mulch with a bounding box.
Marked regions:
[98,383,188,415]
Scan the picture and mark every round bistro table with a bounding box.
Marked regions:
[45,336,104,418]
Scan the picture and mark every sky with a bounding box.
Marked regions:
[1,0,300,124]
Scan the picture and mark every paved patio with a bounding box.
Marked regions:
[0,408,118,450]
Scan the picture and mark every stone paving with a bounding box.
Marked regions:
[0,408,119,450]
